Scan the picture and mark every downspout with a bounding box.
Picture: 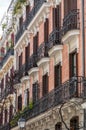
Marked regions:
[81,0,85,77]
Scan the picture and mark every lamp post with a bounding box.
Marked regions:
[18,117,26,130]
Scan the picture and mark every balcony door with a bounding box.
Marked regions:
[64,0,77,16]
[32,82,39,103]
[33,32,39,55]
[52,5,61,29]
[69,52,78,78]
[42,73,49,96]
[54,63,62,88]
[44,18,49,43]
[25,44,30,72]
[18,95,22,111]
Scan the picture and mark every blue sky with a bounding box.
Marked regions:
[0,0,12,35]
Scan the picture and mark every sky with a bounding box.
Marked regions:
[0,0,12,36]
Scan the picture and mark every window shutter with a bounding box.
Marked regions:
[18,95,22,111]
[42,73,48,96]
[33,33,39,55]
[54,64,62,88]
[33,82,39,103]
[5,109,7,123]
[25,44,30,70]
[19,53,22,69]
[26,5,30,18]
[44,19,49,42]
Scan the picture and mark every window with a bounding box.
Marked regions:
[19,16,23,29]
[54,63,62,88]
[5,109,7,123]
[18,95,22,111]
[32,82,39,103]
[25,44,30,72]
[19,53,22,69]
[44,18,49,43]
[64,0,77,16]
[69,52,78,78]
[24,89,29,106]
[53,5,61,29]
[0,108,3,125]
[42,73,49,96]
[70,116,79,130]
[9,105,13,121]
[55,122,62,130]
[26,5,30,18]
[33,32,39,55]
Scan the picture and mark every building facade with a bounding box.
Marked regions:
[0,0,86,130]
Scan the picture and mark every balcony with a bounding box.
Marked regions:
[0,49,14,69]
[15,0,47,44]
[37,42,49,67]
[47,28,63,56]
[0,85,14,101]
[10,76,86,128]
[62,9,80,43]
[0,123,10,130]
[13,64,26,85]
[28,54,38,75]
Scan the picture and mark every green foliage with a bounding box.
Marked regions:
[13,0,26,15]
[10,101,34,128]
[29,101,33,110]
[2,23,7,31]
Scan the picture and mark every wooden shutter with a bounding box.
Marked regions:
[5,109,7,123]
[27,89,29,105]
[33,33,39,54]
[25,44,30,70]
[54,64,62,88]
[9,105,13,120]
[0,108,3,125]
[26,5,30,18]
[44,19,49,42]
[69,52,78,78]
[18,95,22,111]
[33,82,39,103]
[19,16,23,29]
[19,53,22,69]
[42,73,49,96]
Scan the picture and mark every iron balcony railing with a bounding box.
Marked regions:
[13,64,25,84]
[28,54,38,71]
[47,28,62,50]
[62,9,80,35]
[0,123,10,130]
[37,42,48,62]
[0,49,14,69]
[15,0,47,43]
[21,76,86,121]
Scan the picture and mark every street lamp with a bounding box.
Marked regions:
[18,117,26,130]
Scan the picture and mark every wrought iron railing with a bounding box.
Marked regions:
[0,123,10,130]
[21,76,86,120]
[0,49,14,69]
[28,54,38,71]
[15,0,47,43]
[47,28,62,50]
[62,9,80,35]
[37,42,48,62]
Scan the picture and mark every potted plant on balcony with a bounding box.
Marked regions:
[2,23,7,31]
[13,0,26,15]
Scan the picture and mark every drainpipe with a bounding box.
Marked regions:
[81,0,85,77]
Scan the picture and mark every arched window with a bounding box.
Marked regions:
[55,122,62,130]
[70,116,79,130]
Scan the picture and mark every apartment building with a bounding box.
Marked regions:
[0,0,86,130]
